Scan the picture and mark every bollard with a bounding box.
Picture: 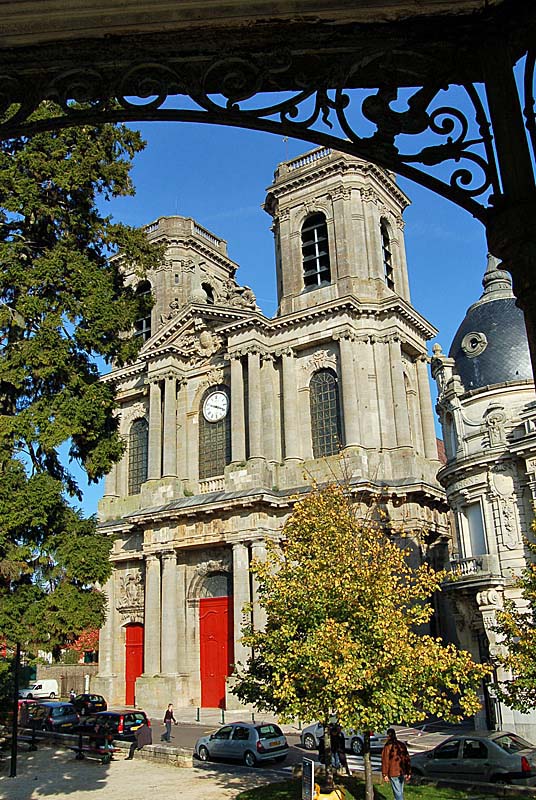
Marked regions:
[220,708,225,724]
[195,707,200,723]
[251,712,255,724]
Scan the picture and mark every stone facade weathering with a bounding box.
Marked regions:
[94,148,451,716]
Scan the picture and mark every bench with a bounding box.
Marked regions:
[68,744,120,764]
[17,728,41,751]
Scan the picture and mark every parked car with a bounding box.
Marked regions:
[28,701,79,732]
[71,693,107,716]
[300,721,387,755]
[411,731,536,786]
[18,679,58,699]
[78,709,150,741]
[195,721,289,767]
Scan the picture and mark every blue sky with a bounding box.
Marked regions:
[79,121,488,515]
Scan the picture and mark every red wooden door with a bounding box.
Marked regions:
[199,596,234,708]
[125,623,144,706]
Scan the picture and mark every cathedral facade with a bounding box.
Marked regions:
[94,148,450,714]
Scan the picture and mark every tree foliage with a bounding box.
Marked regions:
[494,536,536,711]
[232,485,489,793]
[0,103,162,656]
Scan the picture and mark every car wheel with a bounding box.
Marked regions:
[491,774,509,784]
[49,692,55,699]
[303,733,316,750]
[244,750,257,767]
[198,746,210,762]
[351,737,364,756]
[411,769,423,785]
[26,694,33,700]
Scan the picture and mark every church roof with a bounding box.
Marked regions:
[448,255,532,391]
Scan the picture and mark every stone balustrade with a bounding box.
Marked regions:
[199,476,225,494]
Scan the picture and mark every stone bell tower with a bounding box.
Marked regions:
[264,147,412,316]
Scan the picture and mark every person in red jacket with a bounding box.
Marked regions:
[381,729,411,800]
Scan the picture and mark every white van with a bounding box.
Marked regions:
[19,679,58,699]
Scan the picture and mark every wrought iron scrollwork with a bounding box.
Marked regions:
[1,48,533,222]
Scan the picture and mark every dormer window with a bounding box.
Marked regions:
[381,220,395,290]
[134,280,152,341]
[301,212,331,288]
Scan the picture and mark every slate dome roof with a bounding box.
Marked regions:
[448,256,532,391]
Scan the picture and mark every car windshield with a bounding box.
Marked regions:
[494,733,534,753]
[256,724,283,739]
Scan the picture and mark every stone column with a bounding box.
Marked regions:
[281,348,301,461]
[147,379,162,480]
[103,465,118,497]
[389,336,412,448]
[232,542,251,667]
[175,560,188,674]
[261,354,279,462]
[250,540,267,632]
[143,554,161,675]
[160,550,178,675]
[230,354,246,463]
[355,337,377,448]
[98,576,115,676]
[247,350,263,459]
[162,374,177,477]
[416,356,439,459]
[373,338,396,449]
[338,335,361,447]
[176,379,188,483]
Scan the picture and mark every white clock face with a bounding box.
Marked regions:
[203,391,229,422]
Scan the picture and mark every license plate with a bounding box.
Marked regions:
[269,741,280,748]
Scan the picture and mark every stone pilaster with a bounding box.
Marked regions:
[261,353,280,463]
[338,335,361,447]
[160,550,178,675]
[250,540,267,632]
[232,542,251,667]
[175,560,188,674]
[97,577,115,676]
[247,350,263,459]
[389,336,412,448]
[162,374,177,477]
[230,354,246,463]
[143,554,161,675]
[416,356,439,460]
[103,465,118,498]
[281,348,302,461]
[355,337,377,448]
[176,379,188,484]
[373,338,396,448]
[147,379,162,480]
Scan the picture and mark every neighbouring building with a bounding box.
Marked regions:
[94,147,451,715]
[432,256,536,740]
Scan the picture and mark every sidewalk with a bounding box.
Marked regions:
[164,706,302,735]
[0,746,269,800]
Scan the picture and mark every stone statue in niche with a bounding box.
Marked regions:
[160,297,182,325]
[489,463,520,550]
[116,571,144,623]
[483,402,507,448]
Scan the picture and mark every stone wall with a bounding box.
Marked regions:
[36,664,99,698]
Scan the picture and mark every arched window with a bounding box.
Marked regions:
[310,369,342,458]
[202,283,215,304]
[199,386,231,479]
[128,418,148,495]
[380,220,395,290]
[301,212,331,288]
[134,280,152,341]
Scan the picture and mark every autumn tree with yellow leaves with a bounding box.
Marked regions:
[232,484,489,799]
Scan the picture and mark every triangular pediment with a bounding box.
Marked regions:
[139,302,261,361]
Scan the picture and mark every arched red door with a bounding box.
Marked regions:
[125,623,144,706]
[199,597,234,708]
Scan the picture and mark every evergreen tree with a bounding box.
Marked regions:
[233,484,489,799]
[0,103,161,657]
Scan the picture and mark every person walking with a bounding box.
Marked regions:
[381,728,411,800]
[125,720,152,760]
[161,704,177,742]
[330,723,351,776]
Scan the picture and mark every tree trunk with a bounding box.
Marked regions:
[363,731,374,800]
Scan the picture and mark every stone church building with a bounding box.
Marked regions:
[94,147,451,713]
[432,257,536,739]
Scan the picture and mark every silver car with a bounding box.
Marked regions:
[411,731,536,786]
[300,721,387,755]
[195,721,288,767]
